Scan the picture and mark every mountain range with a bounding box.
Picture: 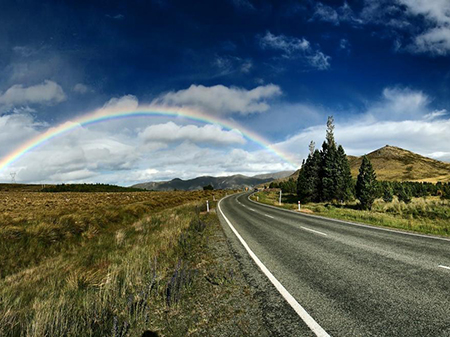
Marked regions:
[132,171,294,191]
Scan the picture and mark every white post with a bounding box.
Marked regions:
[279,190,282,205]
[206,200,210,213]
[257,196,259,201]
[298,200,301,211]
[213,195,215,201]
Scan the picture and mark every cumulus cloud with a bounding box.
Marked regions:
[102,94,139,111]
[153,84,281,115]
[258,32,331,70]
[0,80,66,108]
[0,93,292,184]
[273,86,450,164]
[138,122,246,146]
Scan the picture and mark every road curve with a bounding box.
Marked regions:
[217,192,450,336]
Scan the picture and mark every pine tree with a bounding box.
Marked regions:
[297,149,321,202]
[320,116,339,201]
[398,185,412,204]
[356,156,377,210]
[383,183,394,202]
[336,145,354,202]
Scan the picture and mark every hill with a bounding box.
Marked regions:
[132,171,293,191]
[273,145,450,184]
[348,145,450,182]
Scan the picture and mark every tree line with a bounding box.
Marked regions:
[42,183,144,192]
[292,116,450,210]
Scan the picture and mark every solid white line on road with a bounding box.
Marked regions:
[438,265,450,270]
[301,226,328,236]
[248,208,256,212]
[264,214,275,219]
[218,197,330,337]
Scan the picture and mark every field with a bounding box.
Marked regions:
[0,190,268,336]
[253,190,450,237]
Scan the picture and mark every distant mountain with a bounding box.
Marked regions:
[273,145,450,184]
[348,145,450,182]
[252,171,295,180]
[132,171,294,191]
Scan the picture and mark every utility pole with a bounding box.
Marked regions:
[279,189,282,205]
[10,172,16,184]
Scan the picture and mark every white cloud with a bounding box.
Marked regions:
[399,0,450,55]
[0,80,66,108]
[0,93,292,184]
[72,83,91,94]
[311,2,363,26]
[273,86,450,164]
[363,0,450,55]
[258,32,331,70]
[367,87,430,119]
[138,121,246,146]
[101,94,139,111]
[413,26,450,55]
[153,84,281,115]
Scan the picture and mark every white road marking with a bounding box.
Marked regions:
[248,207,256,212]
[301,226,328,236]
[438,265,450,270]
[218,196,330,337]
[264,214,275,219]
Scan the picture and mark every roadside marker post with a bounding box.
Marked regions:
[257,196,259,201]
[298,201,301,211]
[213,195,215,201]
[206,200,210,213]
[279,190,282,205]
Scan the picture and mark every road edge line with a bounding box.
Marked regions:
[218,195,330,337]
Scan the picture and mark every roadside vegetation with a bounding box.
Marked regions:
[256,116,450,237]
[0,189,267,336]
[252,190,450,236]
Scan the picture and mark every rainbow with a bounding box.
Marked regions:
[0,105,298,172]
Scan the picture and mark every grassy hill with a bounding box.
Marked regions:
[272,145,450,184]
[348,145,450,182]
[133,171,294,191]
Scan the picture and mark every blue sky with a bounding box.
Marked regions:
[1,0,450,184]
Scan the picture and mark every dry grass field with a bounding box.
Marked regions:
[253,190,450,237]
[0,189,268,336]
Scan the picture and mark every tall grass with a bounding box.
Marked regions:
[253,191,450,236]
[0,191,230,336]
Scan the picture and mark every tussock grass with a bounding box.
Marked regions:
[0,190,250,336]
[253,191,450,237]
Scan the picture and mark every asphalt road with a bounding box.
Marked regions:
[217,192,450,336]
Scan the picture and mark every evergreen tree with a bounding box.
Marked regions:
[383,183,394,202]
[336,145,354,202]
[320,116,339,201]
[356,156,377,210]
[297,149,321,202]
[398,185,412,204]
